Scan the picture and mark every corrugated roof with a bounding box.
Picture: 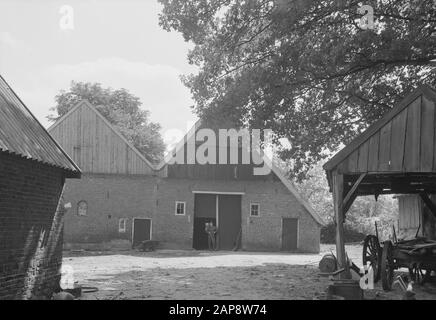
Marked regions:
[0,75,81,177]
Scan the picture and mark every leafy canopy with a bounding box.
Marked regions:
[159,0,436,179]
[49,82,165,163]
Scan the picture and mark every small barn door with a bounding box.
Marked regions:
[132,218,151,247]
[218,195,242,250]
[281,218,298,251]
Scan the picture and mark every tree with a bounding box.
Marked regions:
[296,160,397,240]
[49,82,165,163]
[159,0,436,179]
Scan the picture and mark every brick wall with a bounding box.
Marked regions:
[0,152,66,300]
[62,174,321,253]
[155,178,321,252]
[62,174,156,246]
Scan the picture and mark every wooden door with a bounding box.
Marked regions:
[218,195,242,250]
[281,218,298,251]
[132,218,151,247]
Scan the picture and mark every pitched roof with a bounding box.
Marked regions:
[323,85,436,173]
[157,121,325,226]
[48,100,155,170]
[0,75,80,177]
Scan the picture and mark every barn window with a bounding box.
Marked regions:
[175,201,186,215]
[118,218,127,233]
[77,200,88,216]
[250,203,260,217]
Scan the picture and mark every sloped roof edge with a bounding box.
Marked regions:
[157,120,325,226]
[323,85,436,173]
[0,75,80,177]
[48,100,155,170]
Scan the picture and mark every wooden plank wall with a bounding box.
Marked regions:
[338,95,436,174]
[166,135,276,180]
[49,104,153,175]
[167,164,276,180]
[398,195,422,238]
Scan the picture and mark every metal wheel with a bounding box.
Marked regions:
[381,240,395,291]
[362,235,381,282]
[409,265,432,285]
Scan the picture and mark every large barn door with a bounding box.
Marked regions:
[193,194,216,249]
[281,218,298,251]
[218,195,242,250]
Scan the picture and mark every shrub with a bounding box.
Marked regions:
[321,222,366,244]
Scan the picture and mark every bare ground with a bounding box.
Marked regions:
[62,244,436,300]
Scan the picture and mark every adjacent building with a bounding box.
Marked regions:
[0,76,81,299]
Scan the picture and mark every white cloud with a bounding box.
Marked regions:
[10,57,198,144]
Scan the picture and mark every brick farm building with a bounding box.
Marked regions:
[49,100,323,253]
[0,76,81,300]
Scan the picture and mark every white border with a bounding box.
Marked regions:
[118,218,127,233]
[131,217,153,243]
[192,191,245,195]
[250,202,260,217]
[175,201,186,216]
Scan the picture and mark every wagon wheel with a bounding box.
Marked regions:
[381,240,395,291]
[362,235,381,282]
[409,264,432,285]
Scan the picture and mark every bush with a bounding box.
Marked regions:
[321,222,366,244]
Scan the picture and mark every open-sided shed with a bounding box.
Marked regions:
[323,85,436,277]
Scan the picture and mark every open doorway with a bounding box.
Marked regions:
[193,194,216,250]
[192,193,242,250]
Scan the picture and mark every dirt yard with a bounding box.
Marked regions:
[62,244,436,300]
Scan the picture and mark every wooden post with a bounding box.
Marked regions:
[332,171,350,279]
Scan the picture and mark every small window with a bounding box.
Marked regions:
[250,203,260,217]
[175,201,186,215]
[118,218,127,233]
[77,200,88,216]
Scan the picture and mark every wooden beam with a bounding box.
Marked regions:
[342,173,367,214]
[419,193,436,218]
[343,192,357,215]
[332,171,350,279]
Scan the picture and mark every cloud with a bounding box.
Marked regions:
[11,57,198,144]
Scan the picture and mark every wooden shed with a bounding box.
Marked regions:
[323,85,436,276]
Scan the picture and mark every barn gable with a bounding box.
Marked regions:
[48,100,154,175]
[157,121,325,226]
[324,85,436,183]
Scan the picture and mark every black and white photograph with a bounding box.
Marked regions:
[0,0,435,309]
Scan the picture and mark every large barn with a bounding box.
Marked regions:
[0,76,81,299]
[49,100,324,252]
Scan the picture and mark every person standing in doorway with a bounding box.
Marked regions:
[205,221,217,251]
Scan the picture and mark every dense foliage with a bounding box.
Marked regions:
[296,160,398,242]
[159,0,436,179]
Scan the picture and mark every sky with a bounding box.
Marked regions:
[0,0,198,148]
